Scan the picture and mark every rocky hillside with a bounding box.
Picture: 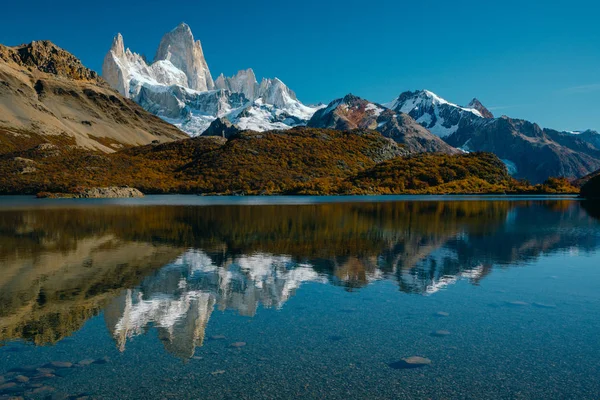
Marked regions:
[444,116,600,183]
[308,94,458,155]
[0,40,187,154]
[0,127,571,196]
[390,90,600,183]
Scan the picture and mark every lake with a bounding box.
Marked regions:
[0,196,599,399]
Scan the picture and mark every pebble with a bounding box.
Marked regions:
[389,356,432,370]
[229,342,246,348]
[31,373,55,381]
[47,362,72,369]
[0,383,16,390]
[76,359,95,367]
[36,368,55,374]
[435,311,450,317]
[31,386,55,394]
[430,330,451,337]
[210,370,225,376]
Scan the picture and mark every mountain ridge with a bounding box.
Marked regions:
[0,40,187,153]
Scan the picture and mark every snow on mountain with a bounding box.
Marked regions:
[102,24,320,136]
[155,23,214,91]
[308,94,457,155]
[386,90,484,137]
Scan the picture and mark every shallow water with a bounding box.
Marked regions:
[0,196,599,399]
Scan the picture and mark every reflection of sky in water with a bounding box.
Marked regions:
[0,197,599,399]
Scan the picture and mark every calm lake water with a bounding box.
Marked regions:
[1,196,599,399]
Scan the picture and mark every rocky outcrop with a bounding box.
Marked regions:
[377,111,459,154]
[215,68,257,100]
[1,40,102,83]
[155,23,214,91]
[467,98,494,118]
[37,187,144,198]
[202,117,242,139]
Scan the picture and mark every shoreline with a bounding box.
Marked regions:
[0,193,584,210]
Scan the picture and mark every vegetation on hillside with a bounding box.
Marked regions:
[0,128,580,196]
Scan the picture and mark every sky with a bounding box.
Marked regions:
[1,0,599,131]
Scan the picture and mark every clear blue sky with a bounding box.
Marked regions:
[1,0,599,131]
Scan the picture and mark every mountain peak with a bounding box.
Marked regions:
[467,98,494,118]
[173,22,193,34]
[154,23,214,91]
[110,33,125,57]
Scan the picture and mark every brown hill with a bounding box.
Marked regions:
[0,127,573,196]
[0,40,187,154]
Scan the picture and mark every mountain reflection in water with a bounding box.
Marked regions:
[0,199,598,359]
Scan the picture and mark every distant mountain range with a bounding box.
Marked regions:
[102,23,320,135]
[99,23,600,183]
[0,23,599,187]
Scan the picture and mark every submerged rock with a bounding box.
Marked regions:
[210,370,225,376]
[46,362,72,369]
[430,330,451,337]
[0,382,17,390]
[389,356,432,370]
[209,335,226,341]
[229,342,246,348]
[434,311,450,317]
[532,302,557,309]
[506,300,529,306]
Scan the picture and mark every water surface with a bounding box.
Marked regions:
[0,196,599,399]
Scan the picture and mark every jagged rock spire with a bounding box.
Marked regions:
[468,98,494,119]
[154,23,214,91]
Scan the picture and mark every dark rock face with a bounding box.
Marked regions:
[445,116,600,183]
[377,111,458,154]
[545,129,600,159]
[468,98,494,118]
[581,174,600,199]
[202,117,242,139]
[308,94,458,155]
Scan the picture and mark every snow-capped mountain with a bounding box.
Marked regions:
[308,94,458,154]
[385,90,486,137]
[102,23,320,136]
